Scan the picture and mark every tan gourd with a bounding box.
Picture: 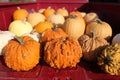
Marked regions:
[86,18,112,41]
[27,9,46,27]
[62,14,85,40]
[78,31,109,62]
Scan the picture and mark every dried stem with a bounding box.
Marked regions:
[14,36,24,45]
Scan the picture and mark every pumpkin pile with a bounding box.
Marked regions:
[0,6,120,75]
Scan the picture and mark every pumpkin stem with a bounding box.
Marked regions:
[69,14,77,18]
[52,24,59,31]
[14,36,24,45]
[62,7,66,10]
[74,8,77,11]
[39,32,45,38]
[17,6,21,10]
[90,30,96,39]
[31,9,36,13]
[61,38,66,42]
[38,9,45,14]
[30,29,36,34]
[47,6,52,9]
[22,18,27,24]
[95,18,103,24]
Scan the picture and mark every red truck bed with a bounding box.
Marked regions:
[0,0,120,79]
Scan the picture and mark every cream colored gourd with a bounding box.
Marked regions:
[62,14,85,40]
[47,13,65,25]
[112,33,120,45]
[81,12,86,17]
[56,7,69,17]
[86,18,112,40]
[27,11,46,27]
[38,8,45,14]
[84,12,98,24]
[0,31,15,55]
[9,20,33,36]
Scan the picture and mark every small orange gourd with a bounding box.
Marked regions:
[34,21,53,33]
[43,6,55,19]
[13,7,28,20]
[70,9,83,18]
[39,25,68,44]
[3,36,40,71]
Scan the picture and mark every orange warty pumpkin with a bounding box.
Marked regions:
[3,36,40,71]
[39,25,68,59]
[13,7,28,20]
[44,38,82,69]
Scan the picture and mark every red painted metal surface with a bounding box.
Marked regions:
[0,0,120,79]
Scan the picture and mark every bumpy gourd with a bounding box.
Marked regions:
[97,43,120,75]
[44,38,82,69]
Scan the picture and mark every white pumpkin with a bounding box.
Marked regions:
[8,20,33,36]
[47,13,65,25]
[0,31,15,55]
[112,33,120,45]
[27,12,46,27]
[22,31,40,42]
[84,12,98,24]
[56,7,69,17]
